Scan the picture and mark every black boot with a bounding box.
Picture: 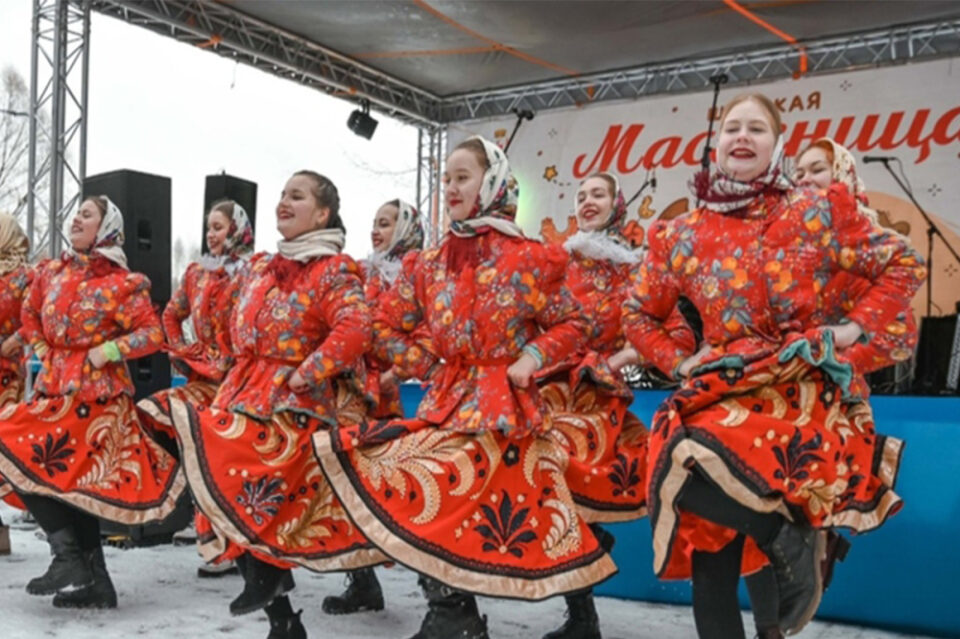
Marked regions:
[321,567,384,614]
[755,629,784,639]
[821,531,851,592]
[589,524,615,554]
[542,590,601,639]
[230,555,295,616]
[53,547,118,609]
[758,520,825,636]
[266,596,307,639]
[408,576,488,639]
[26,527,93,595]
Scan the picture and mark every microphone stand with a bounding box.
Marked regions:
[696,73,728,209]
[504,109,534,154]
[625,171,655,208]
[875,158,960,318]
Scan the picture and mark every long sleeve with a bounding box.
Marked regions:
[622,221,696,378]
[297,257,372,386]
[372,251,438,380]
[523,246,587,369]
[113,274,164,360]
[19,263,49,357]
[162,269,192,349]
[827,185,926,343]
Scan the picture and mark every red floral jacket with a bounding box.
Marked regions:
[214,253,372,423]
[623,184,925,398]
[374,232,588,437]
[21,255,164,400]
[162,262,245,382]
[0,265,33,377]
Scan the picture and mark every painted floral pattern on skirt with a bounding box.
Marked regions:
[0,394,184,524]
[538,251,695,522]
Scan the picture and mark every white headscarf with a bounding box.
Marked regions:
[65,196,128,270]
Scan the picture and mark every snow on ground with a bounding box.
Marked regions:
[0,504,933,639]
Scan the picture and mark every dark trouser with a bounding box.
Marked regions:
[745,566,780,634]
[678,470,784,639]
[17,492,101,551]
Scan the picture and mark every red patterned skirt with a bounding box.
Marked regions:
[313,417,618,600]
[0,393,185,524]
[539,353,648,523]
[167,395,387,572]
[0,366,25,507]
[137,380,218,446]
[648,333,903,580]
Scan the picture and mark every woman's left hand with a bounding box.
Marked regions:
[87,345,108,369]
[288,371,309,393]
[607,346,639,372]
[824,322,863,349]
[507,353,539,389]
[0,335,21,359]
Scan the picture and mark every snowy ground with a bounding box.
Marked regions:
[0,504,934,639]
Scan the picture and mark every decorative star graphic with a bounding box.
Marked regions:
[543,165,558,181]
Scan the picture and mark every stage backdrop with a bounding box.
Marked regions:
[450,57,960,319]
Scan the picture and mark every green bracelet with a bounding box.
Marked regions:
[101,341,123,362]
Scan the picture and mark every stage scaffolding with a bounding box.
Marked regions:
[21,0,960,253]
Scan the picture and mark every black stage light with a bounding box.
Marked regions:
[347,99,378,140]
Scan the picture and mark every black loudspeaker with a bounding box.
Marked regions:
[911,315,960,395]
[83,169,172,401]
[202,173,257,254]
[865,361,914,395]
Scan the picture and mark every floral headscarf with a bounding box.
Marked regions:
[564,172,643,264]
[691,135,792,214]
[200,201,255,271]
[367,199,425,284]
[448,135,525,240]
[808,137,880,225]
[0,213,28,276]
[65,196,128,269]
[380,199,424,260]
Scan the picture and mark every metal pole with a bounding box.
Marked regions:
[78,0,90,187]
[49,0,68,257]
[416,127,423,222]
[26,0,42,246]
[431,128,441,245]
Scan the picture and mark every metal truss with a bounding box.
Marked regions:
[22,0,90,259]
[81,3,960,127]
[416,125,447,246]
[87,0,443,126]
[23,2,960,259]
[439,19,960,122]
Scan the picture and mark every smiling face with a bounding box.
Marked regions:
[276,174,329,241]
[576,176,616,232]
[717,98,778,182]
[443,148,486,222]
[371,203,399,251]
[70,199,103,252]
[206,208,231,256]
[794,145,833,189]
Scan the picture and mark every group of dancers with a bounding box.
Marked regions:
[0,91,924,639]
